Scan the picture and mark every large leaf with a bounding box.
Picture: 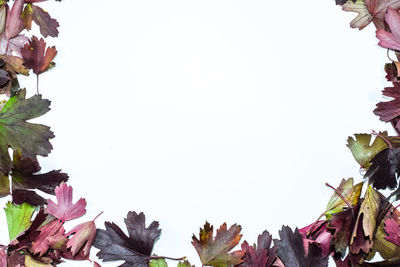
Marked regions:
[0,89,53,172]
[192,221,244,267]
[93,211,161,267]
[4,201,35,241]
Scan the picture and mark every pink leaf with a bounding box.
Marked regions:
[376,7,400,50]
[5,0,25,40]
[46,182,86,222]
[32,219,65,256]
[384,217,400,247]
[0,34,28,56]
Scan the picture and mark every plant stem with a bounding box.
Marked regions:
[36,75,39,95]
[325,182,353,209]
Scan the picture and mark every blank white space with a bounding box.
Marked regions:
[0,1,392,266]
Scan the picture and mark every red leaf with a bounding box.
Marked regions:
[32,219,65,256]
[46,182,86,222]
[21,36,57,75]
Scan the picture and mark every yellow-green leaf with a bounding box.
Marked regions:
[5,201,35,241]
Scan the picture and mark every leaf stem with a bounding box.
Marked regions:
[36,75,39,95]
[372,130,392,149]
[325,182,353,209]
[92,211,104,221]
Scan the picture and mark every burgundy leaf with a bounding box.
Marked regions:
[384,217,400,247]
[241,230,277,267]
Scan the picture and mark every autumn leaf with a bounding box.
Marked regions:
[177,260,194,267]
[241,230,277,267]
[11,150,68,206]
[46,182,86,222]
[0,171,9,197]
[347,133,388,169]
[384,218,400,247]
[24,254,52,267]
[274,226,329,267]
[93,211,161,267]
[365,148,400,190]
[342,0,400,30]
[31,5,59,37]
[328,204,360,256]
[0,34,29,57]
[325,178,363,219]
[4,201,35,241]
[350,185,381,254]
[21,36,57,75]
[32,219,66,256]
[65,212,102,256]
[5,0,24,40]
[192,221,244,267]
[376,7,400,51]
[0,89,54,173]
[375,82,400,131]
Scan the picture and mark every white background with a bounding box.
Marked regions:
[0,0,395,266]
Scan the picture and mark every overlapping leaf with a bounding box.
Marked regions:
[365,148,400,190]
[4,201,35,241]
[0,88,53,173]
[93,211,161,267]
[241,230,277,267]
[274,226,328,267]
[192,221,244,267]
[347,134,388,169]
[10,150,68,205]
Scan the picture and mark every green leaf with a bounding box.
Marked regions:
[347,133,388,169]
[177,260,193,267]
[0,89,54,172]
[325,178,363,220]
[5,201,35,241]
[150,259,168,267]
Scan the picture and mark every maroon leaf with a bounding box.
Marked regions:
[365,148,400,190]
[299,221,332,257]
[32,219,66,256]
[241,230,277,267]
[21,36,57,75]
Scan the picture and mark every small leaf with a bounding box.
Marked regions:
[241,230,277,267]
[21,36,57,75]
[384,218,400,247]
[31,5,59,37]
[4,201,35,241]
[192,221,244,267]
[149,259,168,267]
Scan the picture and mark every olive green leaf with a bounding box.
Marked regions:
[347,133,388,169]
[5,201,35,241]
[150,259,168,267]
[325,178,363,220]
[0,88,54,172]
[350,185,381,254]
[177,260,194,267]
